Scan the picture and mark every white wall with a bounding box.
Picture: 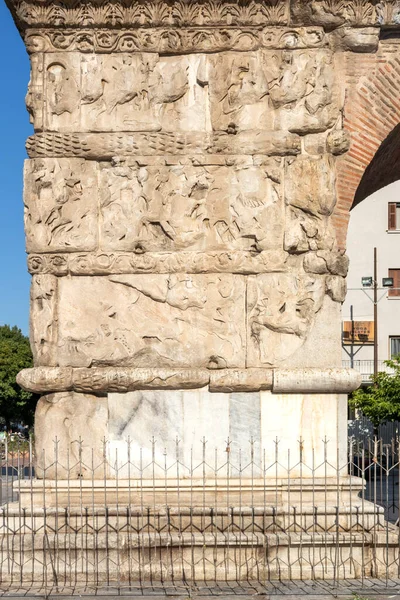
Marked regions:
[342,181,400,366]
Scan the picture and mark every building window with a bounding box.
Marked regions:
[390,336,400,358]
[388,269,400,297]
[388,202,400,231]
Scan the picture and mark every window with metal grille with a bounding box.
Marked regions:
[388,202,400,230]
[388,269,400,297]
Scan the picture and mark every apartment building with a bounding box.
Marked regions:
[342,182,400,384]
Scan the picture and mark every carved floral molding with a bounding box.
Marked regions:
[7,0,400,31]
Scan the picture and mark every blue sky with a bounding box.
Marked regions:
[0,3,32,335]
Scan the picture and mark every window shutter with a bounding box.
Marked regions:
[389,269,400,297]
[388,203,397,230]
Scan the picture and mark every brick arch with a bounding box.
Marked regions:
[334,48,400,250]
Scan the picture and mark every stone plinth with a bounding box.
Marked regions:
[33,389,349,480]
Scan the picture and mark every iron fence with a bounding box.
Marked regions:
[0,435,399,596]
[349,415,400,447]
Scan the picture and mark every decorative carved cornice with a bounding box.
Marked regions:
[24,26,327,54]
[6,0,291,30]
[8,0,400,33]
[27,250,290,276]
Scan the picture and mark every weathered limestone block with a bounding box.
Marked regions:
[326,129,351,155]
[247,273,325,365]
[326,252,349,277]
[53,274,247,369]
[7,1,294,32]
[29,53,209,134]
[99,160,284,253]
[284,155,338,255]
[284,207,336,253]
[209,368,274,392]
[303,252,329,274]
[210,130,301,154]
[303,251,349,276]
[207,52,271,132]
[329,27,380,53]
[30,275,58,366]
[24,156,285,257]
[326,275,347,303]
[267,49,342,134]
[18,366,74,393]
[27,48,342,138]
[273,368,361,394]
[29,269,346,371]
[261,26,327,49]
[285,155,336,217]
[24,159,98,253]
[290,0,378,28]
[25,54,44,130]
[35,392,108,479]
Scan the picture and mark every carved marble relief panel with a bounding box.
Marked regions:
[30,274,58,366]
[18,13,349,383]
[284,155,337,254]
[30,53,209,133]
[30,270,337,371]
[285,155,337,217]
[27,49,342,137]
[99,160,284,253]
[284,207,336,254]
[265,49,342,134]
[247,273,326,365]
[206,52,272,132]
[53,274,246,369]
[24,158,98,253]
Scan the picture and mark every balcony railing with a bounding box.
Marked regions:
[342,360,395,383]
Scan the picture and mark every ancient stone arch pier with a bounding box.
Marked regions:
[5,0,400,581]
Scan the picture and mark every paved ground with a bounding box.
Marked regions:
[1,584,400,598]
[3,592,400,600]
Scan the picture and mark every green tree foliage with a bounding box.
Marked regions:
[0,325,38,429]
[349,355,400,429]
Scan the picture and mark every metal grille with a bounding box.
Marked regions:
[0,435,399,596]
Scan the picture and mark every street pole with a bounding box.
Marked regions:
[374,247,378,378]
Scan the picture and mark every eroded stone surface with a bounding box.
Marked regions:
[27,49,341,137]
[247,273,326,365]
[99,160,284,253]
[18,366,360,395]
[24,159,98,253]
[30,275,58,366]
[35,392,108,478]
[6,0,371,400]
[55,274,246,369]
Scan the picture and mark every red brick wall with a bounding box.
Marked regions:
[334,42,400,251]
